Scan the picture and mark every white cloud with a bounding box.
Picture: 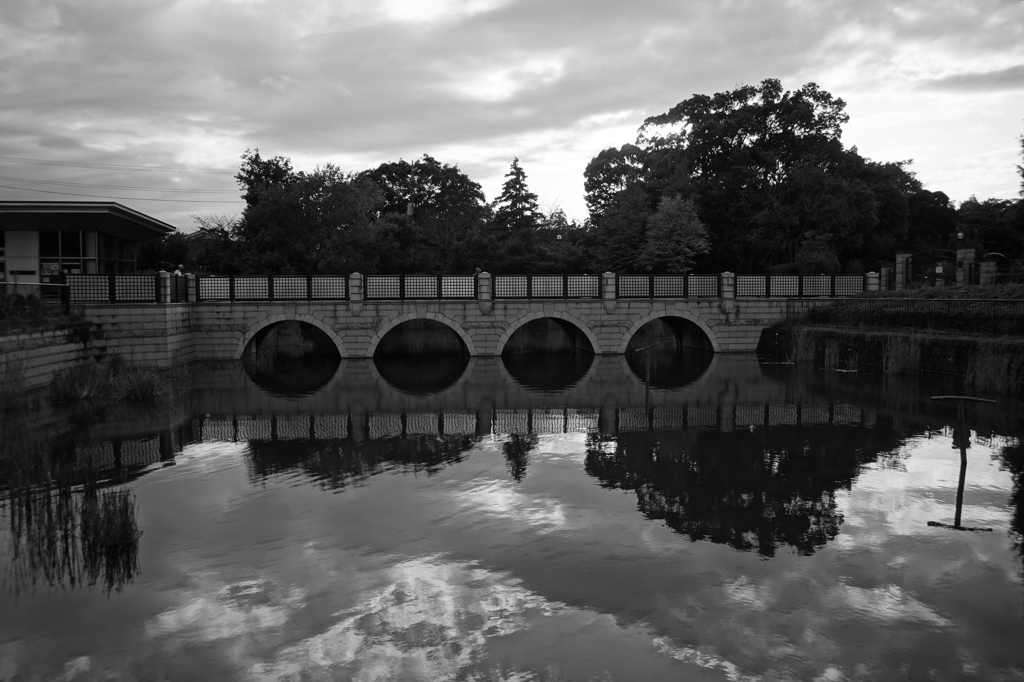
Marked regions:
[1,0,1022,228]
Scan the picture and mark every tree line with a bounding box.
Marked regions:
[141,79,1024,276]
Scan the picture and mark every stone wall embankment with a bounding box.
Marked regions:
[757,326,1024,394]
[0,324,101,388]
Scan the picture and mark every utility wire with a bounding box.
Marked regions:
[0,183,242,203]
[0,175,238,193]
[0,155,236,174]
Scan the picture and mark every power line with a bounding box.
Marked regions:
[0,175,238,193]
[0,155,237,174]
[0,183,242,203]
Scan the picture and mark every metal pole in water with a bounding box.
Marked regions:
[928,395,996,533]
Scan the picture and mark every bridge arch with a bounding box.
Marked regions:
[496,311,601,355]
[365,312,477,358]
[236,312,348,360]
[618,309,720,354]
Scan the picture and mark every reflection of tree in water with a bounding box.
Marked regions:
[2,458,142,595]
[245,435,480,490]
[1001,439,1024,566]
[502,434,538,482]
[584,425,905,557]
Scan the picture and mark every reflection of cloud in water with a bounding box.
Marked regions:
[723,576,772,611]
[252,557,556,681]
[145,577,305,642]
[652,639,759,682]
[839,435,1015,538]
[165,441,250,478]
[829,584,950,628]
[453,478,567,531]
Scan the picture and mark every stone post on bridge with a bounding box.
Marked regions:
[349,272,363,315]
[894,252,911,290]
[157,271,171,304]
[879,265,892,291]
[865,271,880,292]
[956,248,976,286]
[186,274,197,302]
[979,260,998,285]
[602,272,616,313]
[477,271,492,314]
[718,271,736,320]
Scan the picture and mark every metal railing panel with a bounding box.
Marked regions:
[365,276,401,299]
[493,275,528,299]
[616,275,649,298]
[233,277,269,300]
[441,276,475,299]
[273,277,307,300]
[687,274,719,297]
[736,275,766,297]
[531,275,563,298]
[567,275,600,298]
[403,276,438,299]
[653,275,688,297]
[68,275,109,302]
[834,275,864,296]
[801,275,831,296]
[310,277,347,300]
[770,275,799,297]
[114,275,157,302]
[198,277,231,301]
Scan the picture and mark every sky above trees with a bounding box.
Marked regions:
[1,0,1022,229]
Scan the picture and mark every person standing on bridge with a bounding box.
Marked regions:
[173,264,184,276]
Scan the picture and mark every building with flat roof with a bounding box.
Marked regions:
[0,201,175,283]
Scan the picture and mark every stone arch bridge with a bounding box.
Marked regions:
[67,271,876,365]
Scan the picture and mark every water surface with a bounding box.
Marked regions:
[2,354,1023,681]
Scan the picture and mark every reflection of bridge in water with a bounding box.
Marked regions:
[76,400,883,476]
[60,355,1022,480]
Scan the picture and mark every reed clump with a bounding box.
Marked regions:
[965,344,1024,395]
[4,459,142,594]
[791,328,817,363]
[882,336,921,375]
[49,355,166,404]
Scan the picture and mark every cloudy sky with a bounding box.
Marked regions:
[1,0,1022,230]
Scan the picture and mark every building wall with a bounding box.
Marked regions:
[4,231,39,281]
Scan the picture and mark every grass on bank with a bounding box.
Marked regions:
[49,355,167,404]
[861,283,1024,300]
[0,291,81,335]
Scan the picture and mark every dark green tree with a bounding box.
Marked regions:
[493,158,541,234]
[188,214,242,275]
[233,164,382,274]
[235,148,294,208]
[584,79,927,273]
[136,232,189,272]
[361,155,490,271]
[635,195,710,273]
[584,184,652,272]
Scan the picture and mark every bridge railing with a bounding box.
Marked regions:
[364,275,476,300]
[616,274,721,298]
[492,274,601,299]
[196,276,350,302]
[64,272,871,303]
[68,274,160,303]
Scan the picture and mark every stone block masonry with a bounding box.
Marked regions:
[1,294,801,385]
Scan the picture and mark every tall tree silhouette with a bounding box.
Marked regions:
[493,158,541,234]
